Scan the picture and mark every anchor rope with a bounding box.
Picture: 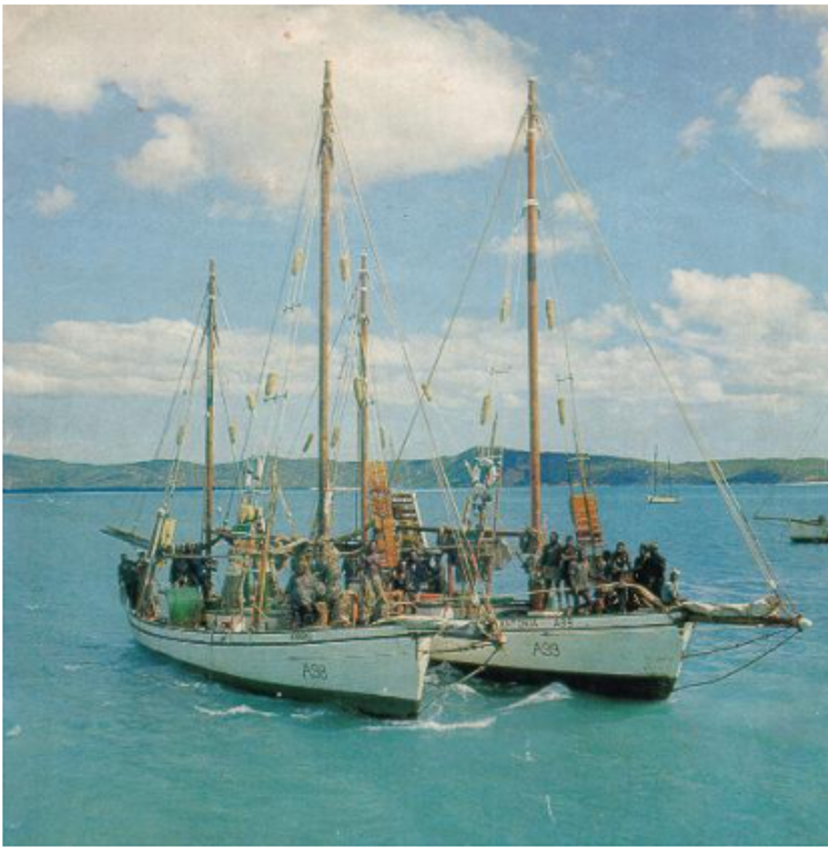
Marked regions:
[683,626,788,659]
[674,629,801,692]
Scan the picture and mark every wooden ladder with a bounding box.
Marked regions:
[392,490,428,552]
[569,491,604,550]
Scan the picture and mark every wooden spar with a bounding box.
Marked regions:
[318,60,334,538]
[358,253,370,543]
[526,78,542,541]
[203,260,217,556]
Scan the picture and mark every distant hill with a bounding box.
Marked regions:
[4,450,826,492]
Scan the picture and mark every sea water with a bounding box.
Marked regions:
[4,484,827,845]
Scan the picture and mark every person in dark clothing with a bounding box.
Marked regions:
[559,536,577,609]
[597,549,613,582]
[170,551,191,587]
[391,559,411,595]
[539,531,563,609]
[633,543,651,588]
[189,552,210,598]
[408,551,431,594]
[118,554,140,609]
[643,542,667,597]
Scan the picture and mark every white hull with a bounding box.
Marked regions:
[646,495,680,505]
[789,518,828,543]
[129,614,432,718]
[431,611,693,699]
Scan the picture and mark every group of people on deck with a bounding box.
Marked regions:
[285,540,444,628]
[533,532,680,614]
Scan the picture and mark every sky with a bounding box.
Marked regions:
[3,3,828,467]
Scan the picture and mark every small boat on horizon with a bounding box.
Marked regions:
[646,446,680,505]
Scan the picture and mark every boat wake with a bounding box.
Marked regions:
[290,708,328,722]
[502,683,571,712]
[194,704,277,719]
[5,725,23,739]
[363,715,497,733]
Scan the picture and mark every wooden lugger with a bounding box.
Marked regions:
[130,614,433,718]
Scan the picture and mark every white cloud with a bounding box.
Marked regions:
[6,268,828,460]
[678,116,715,154]
[493,191,597,258]
[493,231,590,258]
[32,183,76,217]
[4,6,528,204]
[207,199,256,221]
[553,191,598,222]
[737,74,828,150]
[780,6,828,22]
[655,269,828,398]
[118,114,206,191]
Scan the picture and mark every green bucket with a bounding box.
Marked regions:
[166,586,204,627]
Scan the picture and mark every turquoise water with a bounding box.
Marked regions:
[4,484,827,845]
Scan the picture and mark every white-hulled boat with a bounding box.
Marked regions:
[129,613,431,718]
[107,63,438,719]
[646,446,680,505]
[755,513,828,544]
[402,75,807,699]
[789,516,828,543]
[430,611,691,700]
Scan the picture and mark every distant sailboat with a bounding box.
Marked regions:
[646,446,680,505]
[755,514,828,544]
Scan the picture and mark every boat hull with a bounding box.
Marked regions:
[129,615,431,718]
[431,612,692,700]
[646,495,680,505]
[789,519,828,543]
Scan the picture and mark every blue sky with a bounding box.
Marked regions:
[4,5,828,465]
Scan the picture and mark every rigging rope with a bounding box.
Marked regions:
[752,394,828,518]
[674,629,801,692]
[538,112,793,612]
[390,115,527,475]
[130,290,207,533]
[332,111,491,597]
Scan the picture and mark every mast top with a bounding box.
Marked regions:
[208,259,217,294]
[323,59,333,107]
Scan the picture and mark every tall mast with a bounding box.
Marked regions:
[526,78,542,537]
[358,253,370,543]
[318,60,334,538]
[652,445,659,495]
[203,259,217,554]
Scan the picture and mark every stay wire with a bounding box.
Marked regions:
[538,112,792,612]
[390,114,527,476]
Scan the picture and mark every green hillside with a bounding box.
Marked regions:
[4,451,826,492]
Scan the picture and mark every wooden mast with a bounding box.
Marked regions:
[358,253,371,544]
[203,259,217,555]
[318,60,334,538]
[526,78,542,540]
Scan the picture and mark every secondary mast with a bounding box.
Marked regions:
[318,60,334,538]
[357,253,371,543]
[526,78,542,538]
[203,259,217,555]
